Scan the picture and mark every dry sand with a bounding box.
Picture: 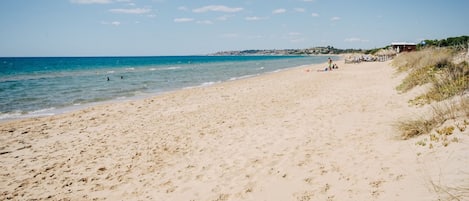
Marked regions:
[1,60,468,200]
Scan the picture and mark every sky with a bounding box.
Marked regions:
[0,0,468,56]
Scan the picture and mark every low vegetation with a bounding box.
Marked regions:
[396,98,469,139]
[393,47,468,105]
[418,35,469,50]
[392,45,469,139]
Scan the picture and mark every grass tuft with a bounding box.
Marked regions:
[396,96,469,139]
[396,117,437,140]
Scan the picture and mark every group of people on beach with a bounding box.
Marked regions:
[317,57,338,72]
[304,57,339,73]
[327,57,339,71]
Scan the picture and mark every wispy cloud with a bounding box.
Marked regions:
[178,6,188,11]
[70,0,112,4]
[216,15,234,21]
[101,21,121,26]
[197,20,213,25]
[294,8,305,12]
[272,9,286,14]
[311,12,319,17]
[345,37,369,42]
[245,16,268,21]
[174,18,194,23]
[193,5,243,13]
[330,16,341,21]
[290,38,305,43]
[247,35,265,39]
[109,8,151,14]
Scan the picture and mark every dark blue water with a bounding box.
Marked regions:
[0,56,332,120]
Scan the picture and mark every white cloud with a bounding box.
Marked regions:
[330,16,341,21]
[311,12,319,17]
[109,8,151,14]
[101,21,121,26]
[245,16,268,21]
[303,0,315,2]
[174,18,194,23]
[197,20,213,25]
[193,5,243,13]
[294,8,305,12]
[344,37,369,42]
[70,0,112,4]
[178,6,188,11]
[273,9,286,14]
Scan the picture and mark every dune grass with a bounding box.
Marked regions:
[396,97,469,139]
[392,47,454,73]
[393,47,469,139]
[392,47,468,102]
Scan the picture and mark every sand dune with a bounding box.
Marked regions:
[1,60,468,200]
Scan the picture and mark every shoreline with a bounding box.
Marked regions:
[0,56,332,122]
[2,59,466,200]
[0,58,333,123]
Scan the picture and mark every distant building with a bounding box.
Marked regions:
[391,42,417,53]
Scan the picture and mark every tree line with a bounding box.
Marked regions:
[420,35,469,49]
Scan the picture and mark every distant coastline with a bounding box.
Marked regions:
[209,35,468,56]
[209,46,362,56]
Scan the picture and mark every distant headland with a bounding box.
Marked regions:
[209,46,362,56]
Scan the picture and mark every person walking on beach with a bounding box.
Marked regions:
[328,57,333,71]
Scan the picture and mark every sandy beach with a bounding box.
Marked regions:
[1,60,468,200]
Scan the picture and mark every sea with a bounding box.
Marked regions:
[0,55,333,121]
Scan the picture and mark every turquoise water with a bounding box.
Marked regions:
[0,56,332,120]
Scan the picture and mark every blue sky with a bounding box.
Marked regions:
[0,0,468,56]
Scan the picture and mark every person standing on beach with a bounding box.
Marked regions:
[328,57,333,71]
